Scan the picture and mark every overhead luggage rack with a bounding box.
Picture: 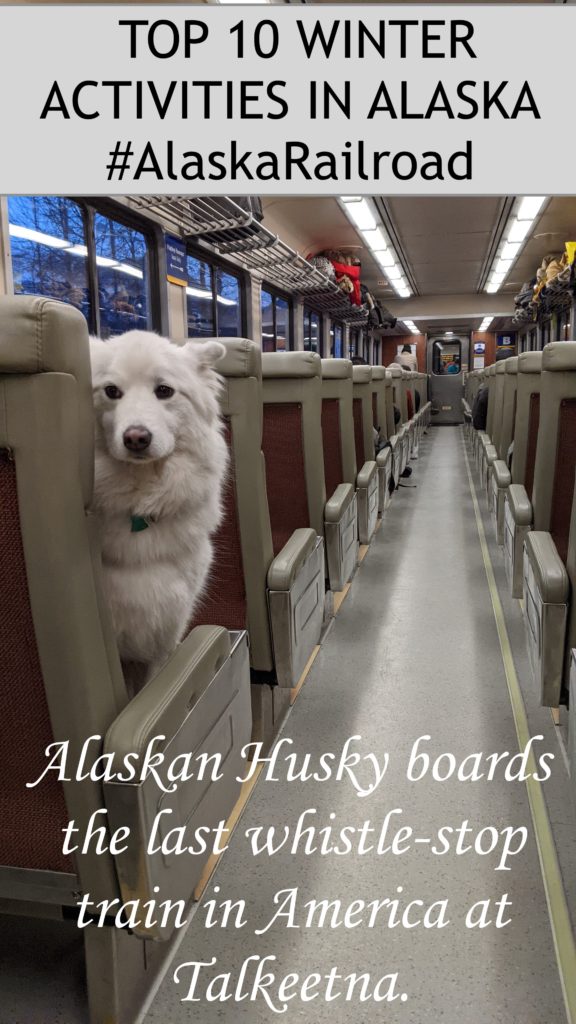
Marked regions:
[126,195,369,324]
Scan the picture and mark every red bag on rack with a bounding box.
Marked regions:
[330,261,362,306]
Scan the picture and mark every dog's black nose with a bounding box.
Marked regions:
[123,426,152,452]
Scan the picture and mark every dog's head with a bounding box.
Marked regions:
[90,331,225,464]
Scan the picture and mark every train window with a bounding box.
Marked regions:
[330,322,343,358]
[348,329,358,358]
[186,256,243,339]
[433,340,461,375]
[261,288,291,352]
[303,308,322,354]
[8,196,92,322]
[216,268,242,336]
[187,256,214,337]
[94,213,151,339]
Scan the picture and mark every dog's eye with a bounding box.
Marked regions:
[155,384,175,400]
[104,385,123,400]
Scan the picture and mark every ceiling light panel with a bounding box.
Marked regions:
[339,196,411,298]
[484,196,547,294]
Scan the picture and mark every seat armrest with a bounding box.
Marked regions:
[492,460,511,489]
[525,531,569,604]
[376,448,391,470]
[267,527,317,590]
[325,482,355,524]
[357,460,377,489]
[507,483,533,527]
[485,444,498,463]
[105,626,231,767]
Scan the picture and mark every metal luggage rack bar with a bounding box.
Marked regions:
[126,195,369,324]
[127,196,256,238]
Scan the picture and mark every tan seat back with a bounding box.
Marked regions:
[498,357,519,461]
[352,365,375,465]
[370,366,388,441]
[491,361,508,454]
[0,296,126,904]
[320,358,357,493]
[512,352,542,495]
[485,364,497,437]
[384,370,395,437]
[261,352,326,547]
[532,343,576,561]
[389,364,407,423]
[192,339,275,673]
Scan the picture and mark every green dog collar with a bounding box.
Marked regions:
[130,515,151,533]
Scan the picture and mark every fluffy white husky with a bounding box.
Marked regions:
[89,330,227,685]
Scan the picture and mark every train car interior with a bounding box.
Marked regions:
[2,191,576,1023]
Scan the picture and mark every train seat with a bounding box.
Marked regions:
[0,297,252,1023]
[521,343,576,706]
[190,337,317,739]
[370,365,393,513]
[201,348,325,700]
[351,364,379,542]
[473,364,496,479]
[503,352,543,596]
[480,362,505,497]
[384,368,396,440]
[318,358,360,587]
[489,357,519,542]
[388,364,410,480]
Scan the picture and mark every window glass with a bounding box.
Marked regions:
[432,340,461,375]
[303,309,321,353]
[275,297,289,352]
[94,213,151,338]
[331,323,343,358]
[261,289,291,351]
[215,268,241,337]
[8,196,91,322]
[348,330,357,358]
[186,255,214,338]
[261,289,275,352]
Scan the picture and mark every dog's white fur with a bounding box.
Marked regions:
[89,330,227,682]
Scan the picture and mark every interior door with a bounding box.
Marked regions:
[428,336,465,425]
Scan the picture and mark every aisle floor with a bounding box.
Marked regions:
[1,427,573,1024]
[144,427,570,1023]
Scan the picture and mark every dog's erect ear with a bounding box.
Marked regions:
[184,340,226,371]
[89,336,109,377]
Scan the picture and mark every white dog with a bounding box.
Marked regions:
[89,330,227,687]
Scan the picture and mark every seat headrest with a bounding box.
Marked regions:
[487,364,497,376]
[496,361,507,374]
[542,342,576,373]
[0,295,93,504]
[371,366,385,380]
[213,338,261,379]
[262,351,321,379]
[321,357,352,380]
[384,370,393,383]
[352,365,372,383]
[388,365,403,378]
[0,296,90,378]
[518,351,543,373]
[505,357,519,374]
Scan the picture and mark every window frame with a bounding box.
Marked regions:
[185,241,248,340]
[432,338,462,376]
[261,283,293,352]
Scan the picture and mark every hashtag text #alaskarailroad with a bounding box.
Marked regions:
[105,139,473,184]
